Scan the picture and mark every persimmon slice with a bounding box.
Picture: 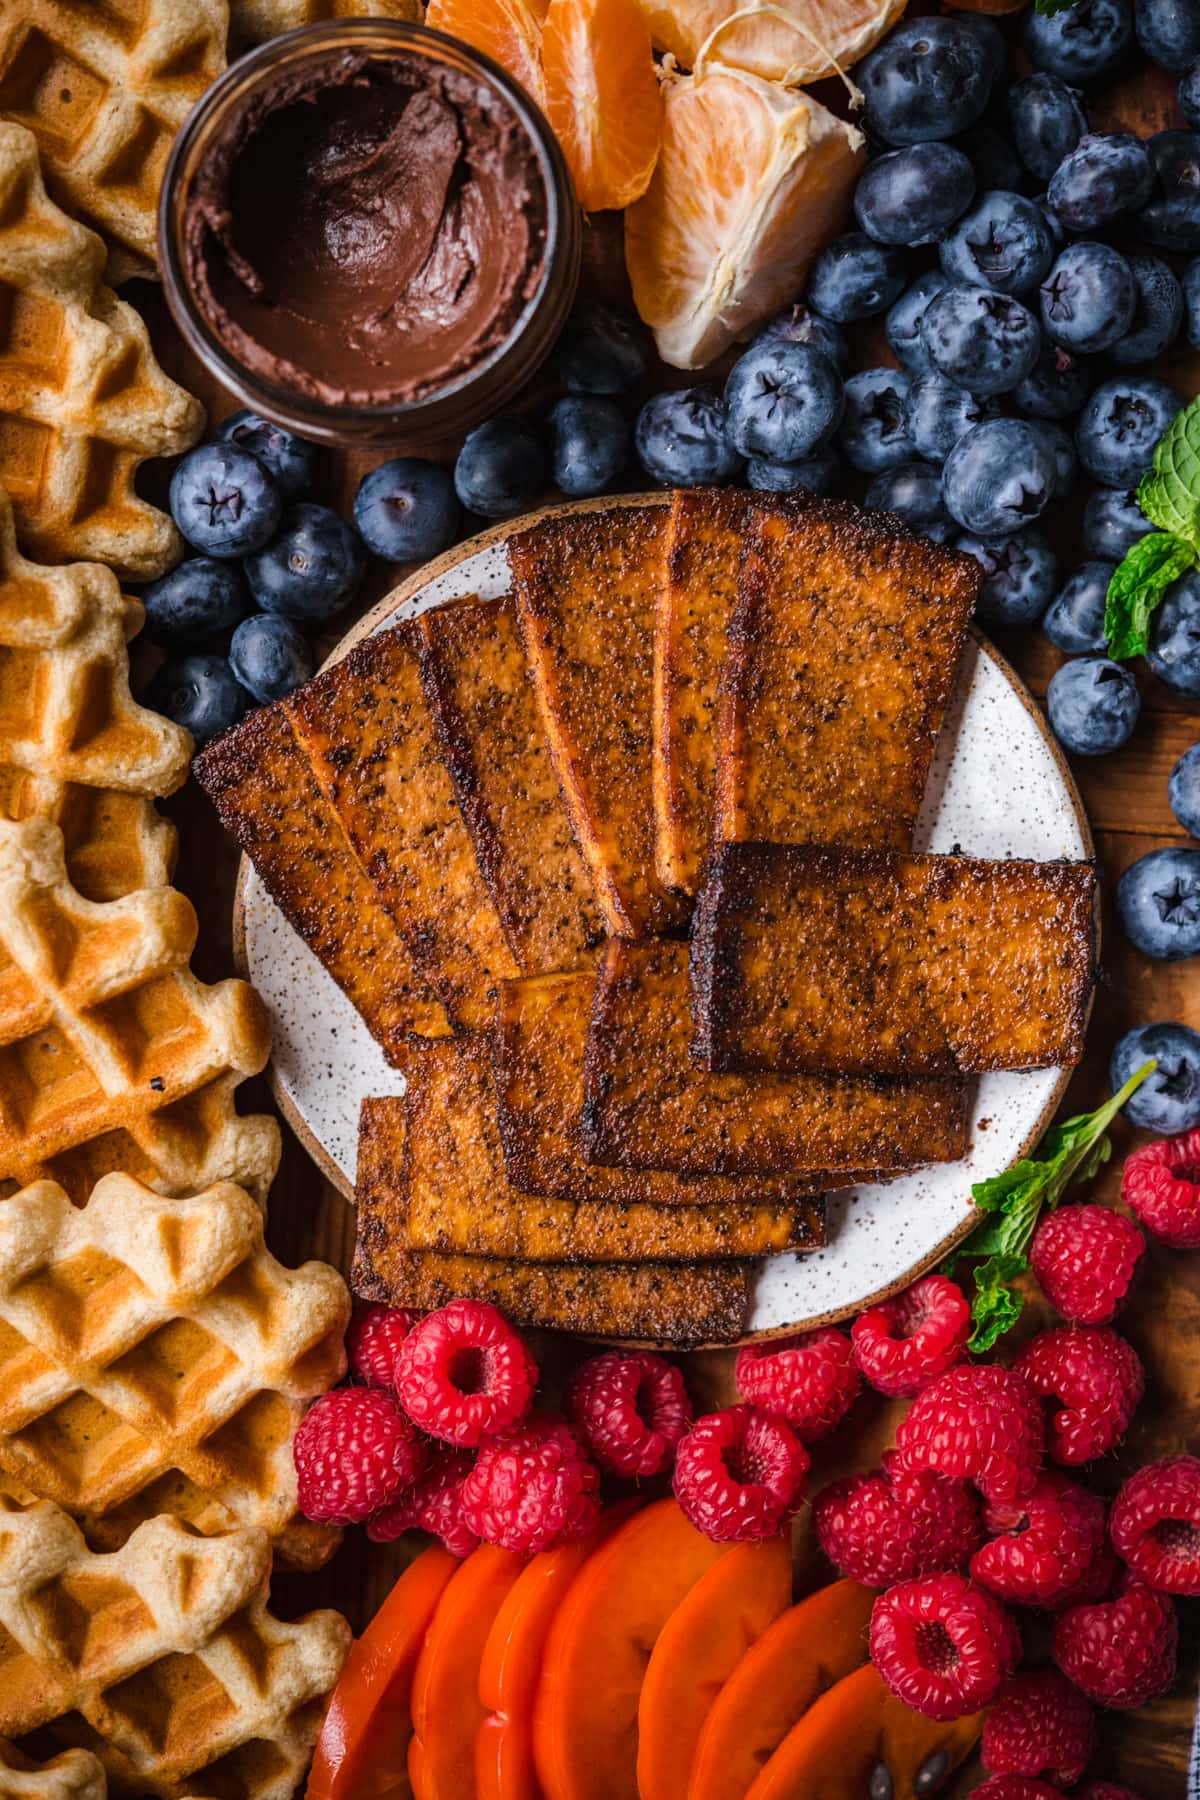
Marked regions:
[425,0,547,103]
[306,1545,459,1800]
[688,1577,875,1800]
[638,1533,793,1800]
[533,1498,729,1800]
[542,0,662,213]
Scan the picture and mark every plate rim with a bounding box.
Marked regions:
[231,491,1097,1342]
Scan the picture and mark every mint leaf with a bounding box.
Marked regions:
[1139,394,1200,546]
[1105,532,1194,660]
[1033,0,1076,13]
[969,1255,1027,1354]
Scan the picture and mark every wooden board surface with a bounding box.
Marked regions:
[136,215,1200,1793]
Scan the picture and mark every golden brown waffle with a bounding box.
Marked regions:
[0,486,190,901]
[0,817,279,1203]
[0,2,227,281]
[0,1499,351,1799]
[0,1173,349,1569]
[229,0,421,50]
[0,125,203,577]
[0,1740,107,1800]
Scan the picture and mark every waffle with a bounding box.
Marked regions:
[0,1173,349,1569]
[0,2,227,281]
[229,0,421,49]
[0,1499,351,1799]
[0,125,202,577]
[0,1741,106,1800]
[0,486,189,902]
[0,817,279,1203]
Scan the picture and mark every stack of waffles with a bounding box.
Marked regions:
[0,99,354,1795]
[199,489,1100,1349]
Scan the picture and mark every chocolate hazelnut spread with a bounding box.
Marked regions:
[182,49,550,408]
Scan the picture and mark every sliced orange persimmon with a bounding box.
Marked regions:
[425,0,548,103]
[410,1544,528,1800]
[746,1661,984,1800]
[533,1497,729,1800]
[636,0,908,84]
[687,1577,876,1800]
[638,1532,793,1800]
[306,1545,459,1800]
[542,0,663,213]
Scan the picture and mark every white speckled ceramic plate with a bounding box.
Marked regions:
[234,494,1094,1341]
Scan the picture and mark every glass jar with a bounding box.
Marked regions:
[158,20,580,449]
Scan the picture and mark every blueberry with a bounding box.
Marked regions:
[920,284,1042,397]
[1181,58,1200,125]
[1014,345,1093,419]
[635,387,744,486]
[556,302,652,395]
[854,143,976,245]
[169,443,282,559]
[864,462,955,542]
[747,448,842,495]
[1023,0,1133,83]
[1029,420,1078,497]
[1136,0,1200,69]
[755,305,849,373]
[723,341,843,460]
[906,373,1000,460]
[1118,847,1200,959]
[547,396,630,498]
[1035,193,1069,249]
[886,271,951,375]
[143,653,249,746]
[1083,486,1153,558]
[244,502,367,620]
[942,418,1056,536]
[939,191,1056,298]
[1184,256,1200,344]
[955,125,1027,195]
[1140,129,1200,250]
[1044,560,1114,652]
[216,409,316,499]
[1008,74,1089,182]
[957,528,1059,627]
[454,417,546,518]
[1107,256,1183,364]
[1040,242,1137,354]
[836,368,915,472]
[1148,569,1200,696]
[229,614,314,704]
[140,557,250,648]
[1076,377,1182,488]
[1047,655,1140,754]
[859,17,997,145]
[353,459,459,561]
[807,234,909,321]
[1047,132,1155,231]
[1169,741,1200,835]
[1111,1021,1200,1132]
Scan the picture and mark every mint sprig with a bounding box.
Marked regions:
[946,1059,1156,1353]
[1106,395,1200,658]
[1034,0,1077,14]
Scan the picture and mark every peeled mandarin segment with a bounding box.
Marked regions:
[542,0,662,213]
[425,0,547,102]
[634,0,907,83]
[305,1544,459,1800]
[410,1544,529,1800]
[745,1662,984,1800]
[624,67,864,369]
[687,1577,876,1800]
[532,1497,730,1800]
[637,1533,794,1800]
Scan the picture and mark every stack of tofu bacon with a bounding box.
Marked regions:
[198,489,1099,1347]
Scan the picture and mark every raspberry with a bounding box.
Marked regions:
[565,1350,692,1478]
[673,1405,809,1543]
[813,1451,981,1588]
[894,1363,1044,1505]
[459,1415,601,1553]
[735,1328,860,1440]
[367,1447,479,1557]
[1029,1205,1145,1325]
[972,1782,1067,1800]
[971,1470,1115,1611]
[1076,1786,1147,1800]
[293,1387,426,1525]
[1014,1326,1144,1466]
[346,1303,418,1390]
[982,1668,1096,1786]
[395,1298,537,1447]
[868,1572,1021,1721]
[850,1275,970,1398]
[1053,1574,1178,1709]
[1122,1129,1200,1247]
[1110,1454,1200,1594]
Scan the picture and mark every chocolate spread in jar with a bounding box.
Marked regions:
[182,49,550,408]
